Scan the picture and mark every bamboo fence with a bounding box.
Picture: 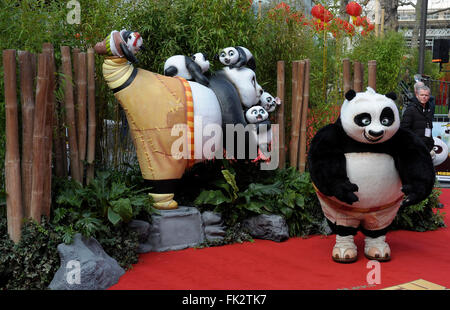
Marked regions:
[3,45,96,242]
[276,61,286,169]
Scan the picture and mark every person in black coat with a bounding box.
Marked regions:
[400,85,434,152]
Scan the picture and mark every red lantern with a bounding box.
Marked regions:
[367,23,375,31]
[311,4,325,20]
[346,1,362,17]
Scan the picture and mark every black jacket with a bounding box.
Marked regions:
[400,97,434,151]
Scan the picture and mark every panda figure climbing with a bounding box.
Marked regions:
[308,87,435,263]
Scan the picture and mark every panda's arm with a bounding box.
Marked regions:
[185,56,210,86]
[230,46,248,69]
[392,128,435,207]
[307,123,359,204]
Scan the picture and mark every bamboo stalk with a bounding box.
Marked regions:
[61,46,81,183]
[360,62,365,91]
[368,60,377,91]
[289,61,299,168]
[30,53,50,223]
[4,49,24,242]
[42,43,55,218]
[18,51,34,219]
[353,61,362,92]
[343,58,351,93]
[86,48,96,184]
[276,60,286,169]
[298,59,310,173]
[76,52,87,183]
[290,61,305,170]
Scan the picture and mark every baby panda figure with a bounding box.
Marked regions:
[432,136,448,166]
[164,52,210,86]
[245,106,272,150]
[308,87,435,263]
[260,91,281,113]
[94,29,143,63]
[217,46,256,71]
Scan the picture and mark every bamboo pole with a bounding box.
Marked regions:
[61,46,81,183]
[289,61,299,168]
[30,53,50,223]
[353,61,362,92]
[298,59,310,173]
[381,9,385,36]
[343,58,351,93]
[276,60,286,169]
[368,60,377,91]
[76,52,87,183]
[42,43,55,218]
[290,61,305,170]
[86,48,96,184]
[4,49,24,242]
[360,62,365,91]
[18,51,34,219]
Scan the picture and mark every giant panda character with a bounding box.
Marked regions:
[164,53,210,86]
[308,87,435,263]
[217,46,256,71]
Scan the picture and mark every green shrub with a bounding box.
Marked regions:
[193,162,326,238]
[393,187,446,232]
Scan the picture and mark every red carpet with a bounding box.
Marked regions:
[110,189,450,290]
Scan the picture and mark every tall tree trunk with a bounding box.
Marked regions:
[381,0,399,31]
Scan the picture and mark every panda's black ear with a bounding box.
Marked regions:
[385,92,397,101]
[345,89,356,101]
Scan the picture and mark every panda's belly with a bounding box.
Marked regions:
[189,81,223,161]
[345,152,402,208]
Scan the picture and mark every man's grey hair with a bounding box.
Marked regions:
[414,81,425,92]
[415,84,430,94]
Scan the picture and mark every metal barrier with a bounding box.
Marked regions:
[424,78,450,115]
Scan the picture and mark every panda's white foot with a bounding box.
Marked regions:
[332,235,358,263]
[364,235,391,262]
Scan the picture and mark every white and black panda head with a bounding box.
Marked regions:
[218,47,239,66]
[246,105,269,124]
[121,30,143,54]
[260,91,281,113]
[191,52,210,73]
[340,87,400,144]
[433,136,449,166]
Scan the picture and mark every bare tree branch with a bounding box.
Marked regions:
[428,8,450,15]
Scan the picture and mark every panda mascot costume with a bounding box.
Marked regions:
[308,87,435,263]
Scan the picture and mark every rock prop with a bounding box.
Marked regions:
[147,206,205,252]
[48,233,124,290]
[202,211,226,242]
[243,214,289,242]
[128,219,152,253]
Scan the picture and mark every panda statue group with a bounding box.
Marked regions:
[308,87,435,263]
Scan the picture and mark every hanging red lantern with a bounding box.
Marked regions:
[346,1,362,17]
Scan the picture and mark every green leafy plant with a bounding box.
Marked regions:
[54,171,155,236]
[393,187,446,232]
[194,164,326,237]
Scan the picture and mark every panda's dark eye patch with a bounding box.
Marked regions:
[354,113,371,127]
[434,145,443,153]
[380,107,395,126]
